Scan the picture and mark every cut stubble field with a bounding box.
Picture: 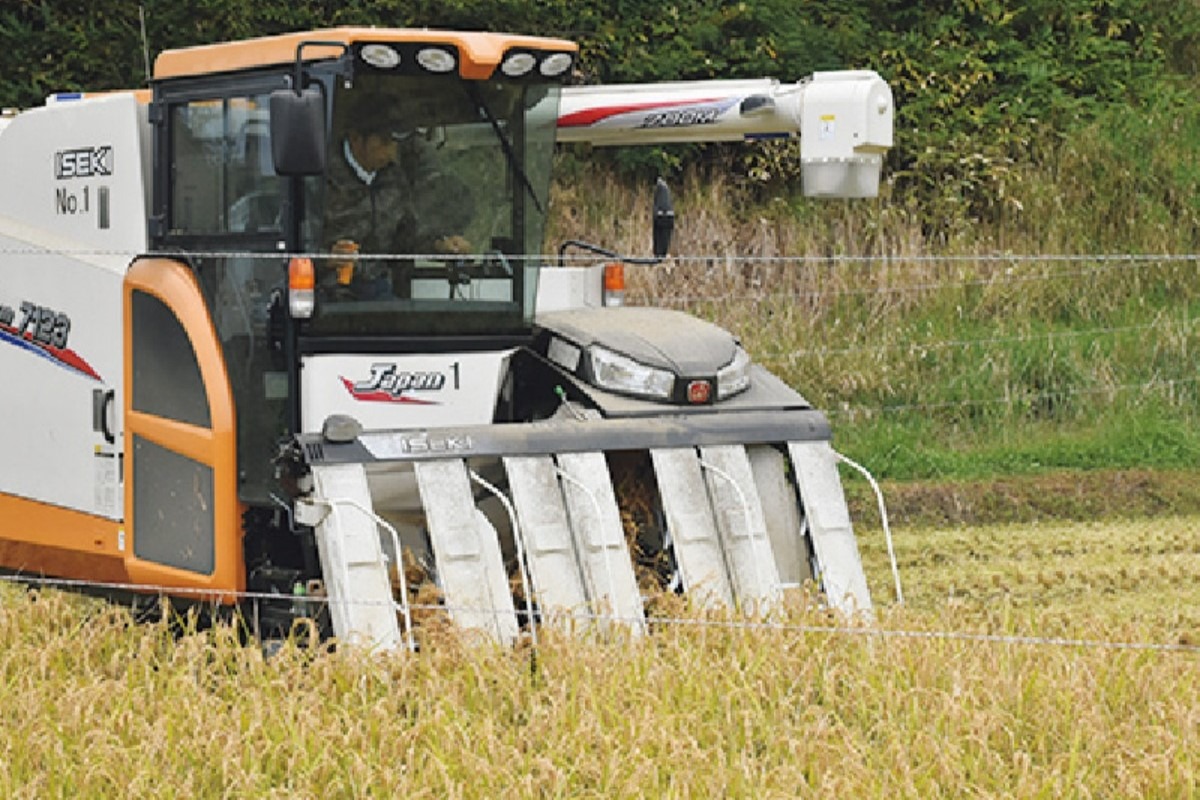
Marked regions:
[1,510,1197,799]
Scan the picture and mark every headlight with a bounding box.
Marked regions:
[539,52,574,77]
[501,52,537,77]
[360,44,401,69]
[416,47,457,74]
[589,345,674,400]
[716,347,752,399]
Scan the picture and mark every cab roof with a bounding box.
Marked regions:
[153,27,578,82]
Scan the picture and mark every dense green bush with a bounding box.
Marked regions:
[872,0,1200,236]
[3,1,1200,236]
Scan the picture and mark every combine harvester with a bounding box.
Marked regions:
[0,27,893,650]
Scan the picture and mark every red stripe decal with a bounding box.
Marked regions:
[0,323,103,382]
[558,97,721,128]
[340,377,438,405]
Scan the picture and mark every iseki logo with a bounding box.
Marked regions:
[55,146,113,180]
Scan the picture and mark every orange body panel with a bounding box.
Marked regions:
[123,258,244,603]
[153,27,576,82]
[0,494,128,584]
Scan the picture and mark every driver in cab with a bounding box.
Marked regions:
[321,93,472,299]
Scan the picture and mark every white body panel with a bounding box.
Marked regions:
[0,93,150,519]
[299,350,513,433]
[534,264,606,314]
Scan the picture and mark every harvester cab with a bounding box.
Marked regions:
[0,28,893,650]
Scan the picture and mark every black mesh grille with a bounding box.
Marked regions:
[131,290,211,428]
[132,435,215,574]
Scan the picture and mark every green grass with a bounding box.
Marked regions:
[835,403,1200,481]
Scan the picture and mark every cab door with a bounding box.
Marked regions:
[123,258,243,597]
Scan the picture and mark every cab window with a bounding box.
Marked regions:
[169,94,283,234]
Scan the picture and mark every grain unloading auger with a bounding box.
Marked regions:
[0,28,893,650]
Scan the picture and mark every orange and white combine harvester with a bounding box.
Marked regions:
[0,27,893,649]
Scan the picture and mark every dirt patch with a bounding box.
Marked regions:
[845,468,1200,529]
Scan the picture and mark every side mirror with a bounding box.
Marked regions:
[270,87,327,176]
[652,177,675,259]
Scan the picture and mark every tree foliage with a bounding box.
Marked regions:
[2,1,1199,232]
[871,0,1200,232]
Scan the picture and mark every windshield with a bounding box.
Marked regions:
[303,73,560,337]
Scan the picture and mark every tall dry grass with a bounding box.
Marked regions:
[1,513,1198,798]
[545,151,1200,479]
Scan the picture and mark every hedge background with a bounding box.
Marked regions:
[3,1,1200,231]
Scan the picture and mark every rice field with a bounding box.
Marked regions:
[1,513,1197,798]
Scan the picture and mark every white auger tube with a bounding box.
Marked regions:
[556,72,893,198]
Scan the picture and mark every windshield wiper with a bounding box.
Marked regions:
[464,83,545,215]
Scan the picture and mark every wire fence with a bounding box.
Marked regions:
[3,246,1198,652]
[5,244,1196,445]
[615,252,1200,422]
[3,246,1198,264]
[5,243,1196,435]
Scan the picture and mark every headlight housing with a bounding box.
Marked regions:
[588,345,675,400]
[716,347,752,399]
